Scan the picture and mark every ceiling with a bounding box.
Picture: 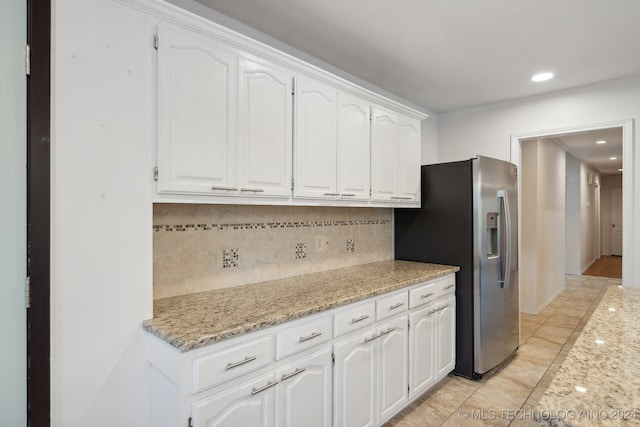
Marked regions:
[191,0,640,114]
[526,128,623,175]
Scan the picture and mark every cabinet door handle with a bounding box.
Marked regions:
[340,193,356,197]
[240,188,265,193]
[364,333,381,343]
[391,196,412,200]
[226,355,257,370]
[299,332,322,343]
[211,186,238,192]
[379,327,396,337]
[389,302,405,310]
[444,284,455,290]
[351,314,370,324]
[250,380,279,395]
[281,368,306,382]
[421,292,434,299]
[324,193,340,197]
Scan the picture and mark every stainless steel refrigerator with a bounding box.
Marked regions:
[394,156,519,379]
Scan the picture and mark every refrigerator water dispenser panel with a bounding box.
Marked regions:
[487,212,499,258]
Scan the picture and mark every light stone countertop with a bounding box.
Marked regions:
[536,285,640,426]
[143,260,459,352]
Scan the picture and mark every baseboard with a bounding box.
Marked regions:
[581,258,597,274]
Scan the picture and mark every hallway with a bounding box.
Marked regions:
[384,275,621,426]
[583,256,622,279]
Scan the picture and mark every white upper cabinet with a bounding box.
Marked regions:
[371,106,399,202]
[336,92,371,201]
[157,22,238,194]
[238,56,293,198]
[293,76,338,199]
[371,107,421,206]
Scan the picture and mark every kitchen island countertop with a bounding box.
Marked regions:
[143,260,459,352]
[536,284,640,426]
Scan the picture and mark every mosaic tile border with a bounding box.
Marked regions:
[153,219,390,232]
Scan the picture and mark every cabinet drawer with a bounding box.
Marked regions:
[276,313,332,360]
[376,290,408,321]
[193,334,274,393]
[409,281,437,309]
[333,300,376,338]
[438,275,456,297]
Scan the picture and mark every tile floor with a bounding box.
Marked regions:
[384,275,621,427]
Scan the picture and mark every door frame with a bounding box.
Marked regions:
[27,0,51,424]
[610,186,623,256]
[510,119,634,287]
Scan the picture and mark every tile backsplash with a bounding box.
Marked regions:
[153,204,393,299]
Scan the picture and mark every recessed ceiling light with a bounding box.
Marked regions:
[609,156,618,160]
[595,140,607,144]
[531,72,554,82]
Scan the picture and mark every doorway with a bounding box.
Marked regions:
[510,120,633,311]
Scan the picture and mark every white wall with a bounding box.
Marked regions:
[520,140,566,314]
[0,0,27,425]
[580,163,598,269]
[51,0,153,425]
[438,75,640,287]
[565,153,581,274]
[421,114,438,165]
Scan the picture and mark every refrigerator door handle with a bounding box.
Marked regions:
[497,190,511,289]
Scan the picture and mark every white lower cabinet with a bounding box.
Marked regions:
[333,314,408,427]
[276,348,333,427]
[191,371,277,427]
[147,274,455,427]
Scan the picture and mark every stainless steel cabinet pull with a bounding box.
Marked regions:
[299,332,322,343]
[211,186,238,192]
[340,193,356,197]
[391,196,412,200]
[324,193,340,197]
[389,302,405,310]
[250,380,279,395]
[364,333,380,343]
[421,292,434,299]
[444,284,455,290]
[226,355,257,370]
[240,188,265,193]
[281,368,306,381]
[351,315,370,324]
[379,327,396,337]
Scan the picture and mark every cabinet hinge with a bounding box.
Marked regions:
[25,276,31,309]
[291,77,295,95]
[408,384,410,394]
[332,352,335,366]
[154,34,159,50]
[188,417,193,427]
[25,44,31,76]
[291,178,295,191]
[407,319,410,330]
[153,166,159,182]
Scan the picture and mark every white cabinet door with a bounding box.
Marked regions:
[336,92,370,201]
[157,23,238,194]
[370,106,398,202]
[333,327,377,427]
[376,315,409,425]
[294,76,337,199]
[276,348,332,427]
[435,295,456,379]
[408,305,436,399]
[397,116,421,203]
[238,57,292,198]
[191,371,276,427]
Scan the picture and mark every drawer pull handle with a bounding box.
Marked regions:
[240,188,265,193]
[211,186,238,192]
[379,327,396,337]
[364,333,381,343]
[299,332,322,343]
[389,302,405,310]
[324,193,340,197]
[421,292,434,299]
[351,315,370,324]
[226,355,257,370]
[340,193,356,197]
[391,196,412,200]
[281,368,306,382]
[250,380,279,395]
[444,284,455,290]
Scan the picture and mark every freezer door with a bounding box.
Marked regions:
[472,156,519,374]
